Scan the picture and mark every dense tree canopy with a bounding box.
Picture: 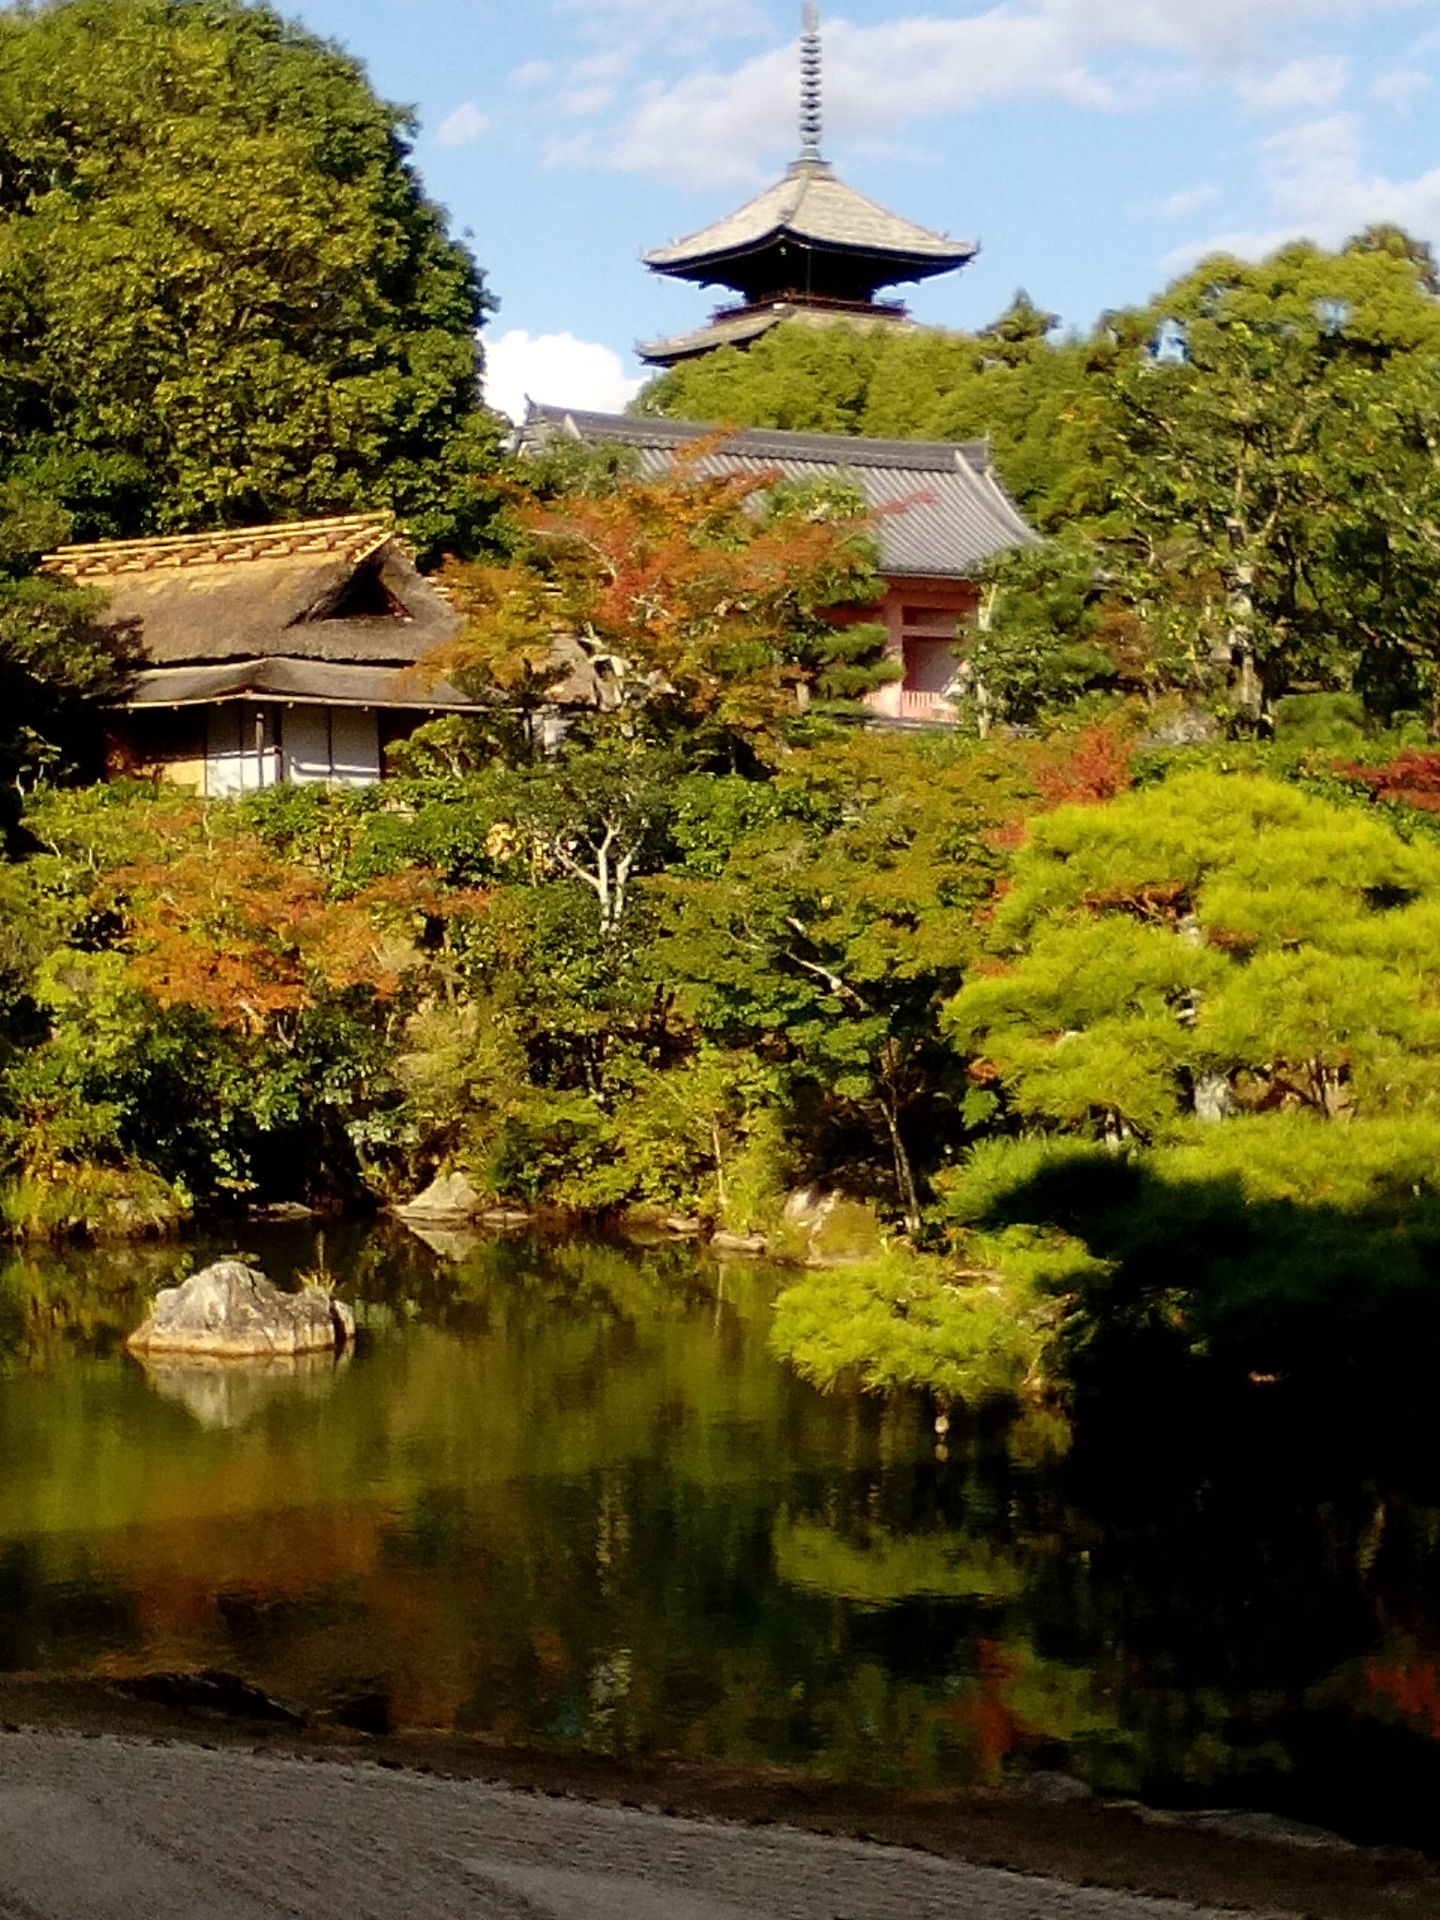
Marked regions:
[0,480,129,805]
[638,299,1098,533]
[1088,237,1440,723]
[947,769,1440,1141]
[642,234,1440,732]
[0,0,499,554]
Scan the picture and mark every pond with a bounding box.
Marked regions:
[1,1222,1438,1850]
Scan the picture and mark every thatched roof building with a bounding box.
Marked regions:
[43,514,474,793]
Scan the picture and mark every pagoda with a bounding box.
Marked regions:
[637,5,977,368]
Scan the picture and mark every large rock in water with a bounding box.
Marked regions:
[127,1260,354,1358]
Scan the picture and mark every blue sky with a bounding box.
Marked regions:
[284,0,1440,417]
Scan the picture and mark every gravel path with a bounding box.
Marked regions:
[0,1730,1253,1920]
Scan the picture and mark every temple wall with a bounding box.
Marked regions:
[863,578,979,723]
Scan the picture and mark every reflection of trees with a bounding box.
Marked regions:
[5,1227,1440,1841]
[766,1493,1128,1786]
[0,1244,185,1370]
[773,1518,1026,1605]
[1042,1399,1440,1832]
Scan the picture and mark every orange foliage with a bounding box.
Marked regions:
[437,440,883,737]
[1031,722,1135,811]
[1366,1651,1440,1740]
[1333,749,1440,813]
[99,813,485,1036]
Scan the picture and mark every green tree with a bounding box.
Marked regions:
[1088,239,1440,721]
[662,734,1031,1229]
[961,531,1121,733]
[932,769,1440,1388]
[946,769,1440,1142]
[0,0,500,554]
[0,481,128,804]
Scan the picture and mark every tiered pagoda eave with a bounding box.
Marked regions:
[638,12,976,368]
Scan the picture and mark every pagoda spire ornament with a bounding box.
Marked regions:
[637,3,977,367]
[799,3,823,164]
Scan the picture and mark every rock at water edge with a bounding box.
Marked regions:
[778,1186,885,1266]
[394,1170,483,1221]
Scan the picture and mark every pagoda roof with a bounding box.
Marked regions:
[643,159,975,288]
[638,303,795,367]
[519,407,1036,580]
[637,299,924,369]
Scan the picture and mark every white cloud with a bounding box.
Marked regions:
[1036,0,1417,62]
[509,60,557,89]
[1236,55,1349,112]
[1369,65,1431,109]
[555,83,620,118]
[550,15,1114,187]
[435,102,490,148]
[540,0,1421,188]
[1164,111,1440,267]
[1157,183,1221,219]
[483,329,644,423]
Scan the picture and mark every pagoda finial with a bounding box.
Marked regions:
[799,3,823,163]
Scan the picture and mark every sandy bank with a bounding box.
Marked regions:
[0,1679,1435,1919]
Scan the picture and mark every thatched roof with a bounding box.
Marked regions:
[520,408,1036,579]
[43,514,474,710]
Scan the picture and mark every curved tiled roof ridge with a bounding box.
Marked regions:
[526,405,992,472]
[519,405,1036,579]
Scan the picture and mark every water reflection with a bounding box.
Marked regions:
[136,1350,352,1430]
[0,1223,1438,1849]
[400,1223,483,1263]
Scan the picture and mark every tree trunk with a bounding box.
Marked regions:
[710,1115,729,1218]
[880,1096,922,1236]
[1224,489,1263,719]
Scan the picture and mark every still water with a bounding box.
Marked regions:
[2,1223,1438,1848]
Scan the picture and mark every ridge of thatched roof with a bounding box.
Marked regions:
[41,513,394,581]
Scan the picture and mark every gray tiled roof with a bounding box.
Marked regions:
[521,407,1037,579]
[636,300,925,368]
[643,160,975,283]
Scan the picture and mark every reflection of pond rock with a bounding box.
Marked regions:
[402,1221,483,1262]
[780,1186,884,1266]
[395,1170,483,1221]
[139,1348,351,1429]
[126,1259,354,1357]
[113,1668,307,1723]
